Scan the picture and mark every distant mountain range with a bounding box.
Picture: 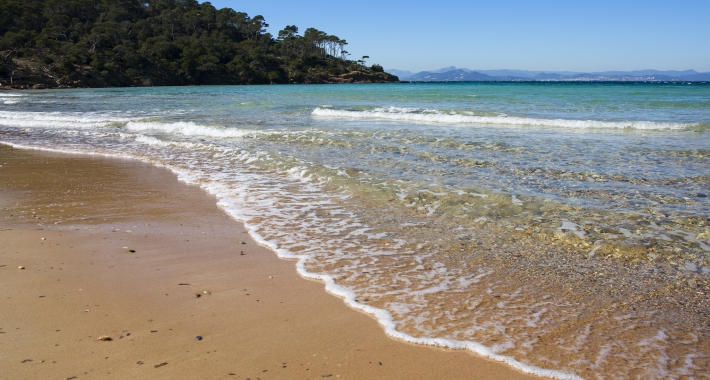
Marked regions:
[385,67,710,82]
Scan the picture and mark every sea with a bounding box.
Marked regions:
[1,82,709,379]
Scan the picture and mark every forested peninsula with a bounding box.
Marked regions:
[0,0,398,89]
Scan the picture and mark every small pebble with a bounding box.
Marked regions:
[18,266,25,270]
[268,276,273,279]
[97,335,112,341]
[240,241,246,244]
[41,238,46,240]
[195,335,203,341]
[194,293,201,298]
[203,290,211,295]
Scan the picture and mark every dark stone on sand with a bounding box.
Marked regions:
[195,335,203,340]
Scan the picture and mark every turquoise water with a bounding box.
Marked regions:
[2,82,709,379]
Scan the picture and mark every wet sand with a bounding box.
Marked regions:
[0,144,538,379]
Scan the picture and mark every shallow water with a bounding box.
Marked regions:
[1,82,709,379]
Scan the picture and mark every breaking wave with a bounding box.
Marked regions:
[312,107,693,130]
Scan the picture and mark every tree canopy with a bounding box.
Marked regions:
[0,0,397,87]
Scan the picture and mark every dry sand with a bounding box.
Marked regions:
[0,144,539,379]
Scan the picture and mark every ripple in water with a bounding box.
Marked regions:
[1,83,709,379]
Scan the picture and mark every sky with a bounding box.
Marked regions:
[203,0,710,73]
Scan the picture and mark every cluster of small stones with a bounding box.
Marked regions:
[340,185,710,325]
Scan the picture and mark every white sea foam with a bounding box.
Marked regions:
[134,135,207,150]
[312,107,691,130]
[0,110,129,128]
[126,121,249,138]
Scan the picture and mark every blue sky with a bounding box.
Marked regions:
[204,0,710,73]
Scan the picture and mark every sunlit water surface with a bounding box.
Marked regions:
[2,82,709,379]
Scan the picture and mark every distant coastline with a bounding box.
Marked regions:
[397,80,710,84]
[389,67,710,82]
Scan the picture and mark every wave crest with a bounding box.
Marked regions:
[0,111,129,128]
[312,107,692,130]
[126,121,248,138]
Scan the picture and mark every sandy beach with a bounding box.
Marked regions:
[0,144,538,379]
